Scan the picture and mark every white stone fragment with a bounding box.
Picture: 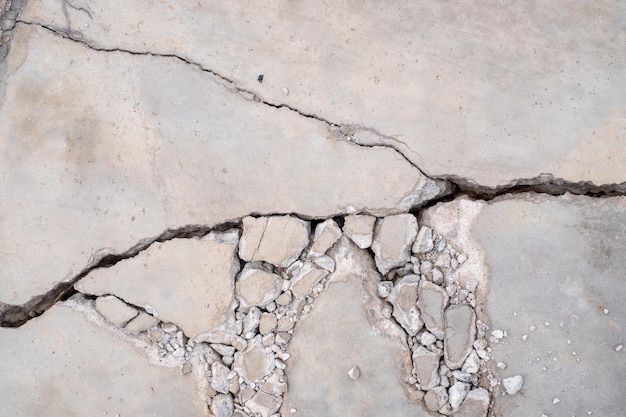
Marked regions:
[496,362,507,370]
[417,280,449,339]
[448,381,470,408]
[376,281,394,298]
[424,386,449,412]
[342,214,376,249]
[420,331,437,346]
[211,362,231,394]
[502,375,523,395]
[232,336,275,384]
[309,219,342,257]
[413,226,434,254]
[372,214,419,275]
[348,366,361,380]
[461,351,481,374]
[552,397,560,404]
[211,394,234,417]
[387,275,423,336]
[615,344,623,352]
[412,346,440,390]
[246,390,282,417]
[236,264,283,311]
[454,387,490,417]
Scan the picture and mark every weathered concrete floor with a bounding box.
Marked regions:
[1,1,625,416]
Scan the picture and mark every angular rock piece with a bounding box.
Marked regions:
[424,386,449,412]
[94,296,138,326]
[211,394,234,417]
[454,388,489,417]
[417,281,449,339]
[246,390,282,417]
[289,263,328,299]
[449,381,471,409]
[412,346,440,390]
[502,375,523,395]
[413,226,434,254]
[233,336,275,384]
[387,275,424,336]
[259,313,278,335]
[372,214,418,274]
[211,362,231,394]
[309,219,342,257]
[239,216,310,267]
[342,214,376,249]
[124,312,159,333]
[78,231,240,338]
[236,264,283,312]
[444,305,476,369]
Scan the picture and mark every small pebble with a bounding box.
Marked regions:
[348,366,361,380]
[615,344,623,352]
[522,334,528,341]
[603,308,609,315]
[530,325,537,332]
[553,398,560,404]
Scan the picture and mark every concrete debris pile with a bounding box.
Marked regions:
[72,213,520,417]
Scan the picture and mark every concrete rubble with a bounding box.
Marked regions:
[1,1,626,417]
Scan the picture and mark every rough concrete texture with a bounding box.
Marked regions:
[1,1,626,416]
[0,303,202,416]
[19,0,626,186]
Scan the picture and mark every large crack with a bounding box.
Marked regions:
[0,221,239,327]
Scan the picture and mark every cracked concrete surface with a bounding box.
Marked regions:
[1,1,625,416]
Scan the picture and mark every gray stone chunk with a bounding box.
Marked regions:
[413,226,434,254]
[424,386,449,412]
[246,390,282,417]
[453,387,489,417]
[94,296,138,326]
[309,219,342,257]
[211,394,234,417]
[412,346,440,390]
[235,264,283,312]
[233,335,275,384]
[417,281,449,339]
[371,214,418,274]
[449,381,471,409]
[342,214,376,249]
[289,263,328,299]
[239,216,310,267]
[502,375,523,395]
[444,305,476,369]
[259,313,278,335]
[387,275,424,336]
[211,362,231,394]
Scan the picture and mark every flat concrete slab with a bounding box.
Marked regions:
[0,303,202,416]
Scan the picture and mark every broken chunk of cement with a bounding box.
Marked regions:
[413,226,434,254]
[246,390,282,417]
[412,346,440,390]
[372,214,418,274]
[417,281,449,339]
[387,275,423,336]
[342,214,376,249]
[236,264,283,312]
[454,387,489,417]
[502,375,523,395]
[95,295,138,326]
[233,335,275,384]
[239,216,310,267]
[444,304,476,369]
[308,219,342,257]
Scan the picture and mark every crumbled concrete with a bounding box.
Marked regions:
[342,214,376,249]
[444,305,476,370]
[417,280,449,339]
[387,275,424,336]
[235,264,283,312]
[372,214,419,275]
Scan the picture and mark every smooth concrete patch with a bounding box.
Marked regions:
[281,238,429,417]
[423,194,626,417]
[0,23,440,305]
[77,232,240,338]
[0,303,202,416]
[22,0,626,186]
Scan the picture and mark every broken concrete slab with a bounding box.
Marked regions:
[77,231,240,338]
[239,216,310,267]
[372,214,418,275]
[454,387,489,417]
[412,346,440,390]
[308,218,342,258]
[94,295,138,326]
[0,23,443,306]
[0,303,203,416]
[232,335,275,384]
[21,0,626,186]
[282,238,429,416]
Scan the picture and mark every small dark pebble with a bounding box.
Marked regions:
[257,74,264,83]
